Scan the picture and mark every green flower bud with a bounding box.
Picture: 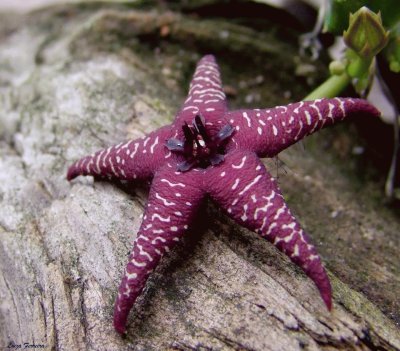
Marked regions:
[329,60,346,76]
[343,7,390,59]
[386,35,400,73]
[390,60,400,73]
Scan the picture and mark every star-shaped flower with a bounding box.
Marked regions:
[67,55,380,334]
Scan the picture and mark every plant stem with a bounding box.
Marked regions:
[347,55,372,78]
[304,72,351,100]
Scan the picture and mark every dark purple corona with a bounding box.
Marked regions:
[66,55,380,334]
[166,114,234,171]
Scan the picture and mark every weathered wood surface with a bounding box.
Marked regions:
[0,3,399,350]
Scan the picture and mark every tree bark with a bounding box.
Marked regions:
[0,3,399,350]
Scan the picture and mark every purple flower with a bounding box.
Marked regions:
[67,55,380,334]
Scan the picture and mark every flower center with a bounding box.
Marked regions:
[166,114,234,172]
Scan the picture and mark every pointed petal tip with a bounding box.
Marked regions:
[313,269,333,311]
[200,54,216,63]
[114,322,127,335]
[355,98,381,118]
[321,289,333,311]
[113,308,128,335]
[66,166,77,181]
[304,258,332,312]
